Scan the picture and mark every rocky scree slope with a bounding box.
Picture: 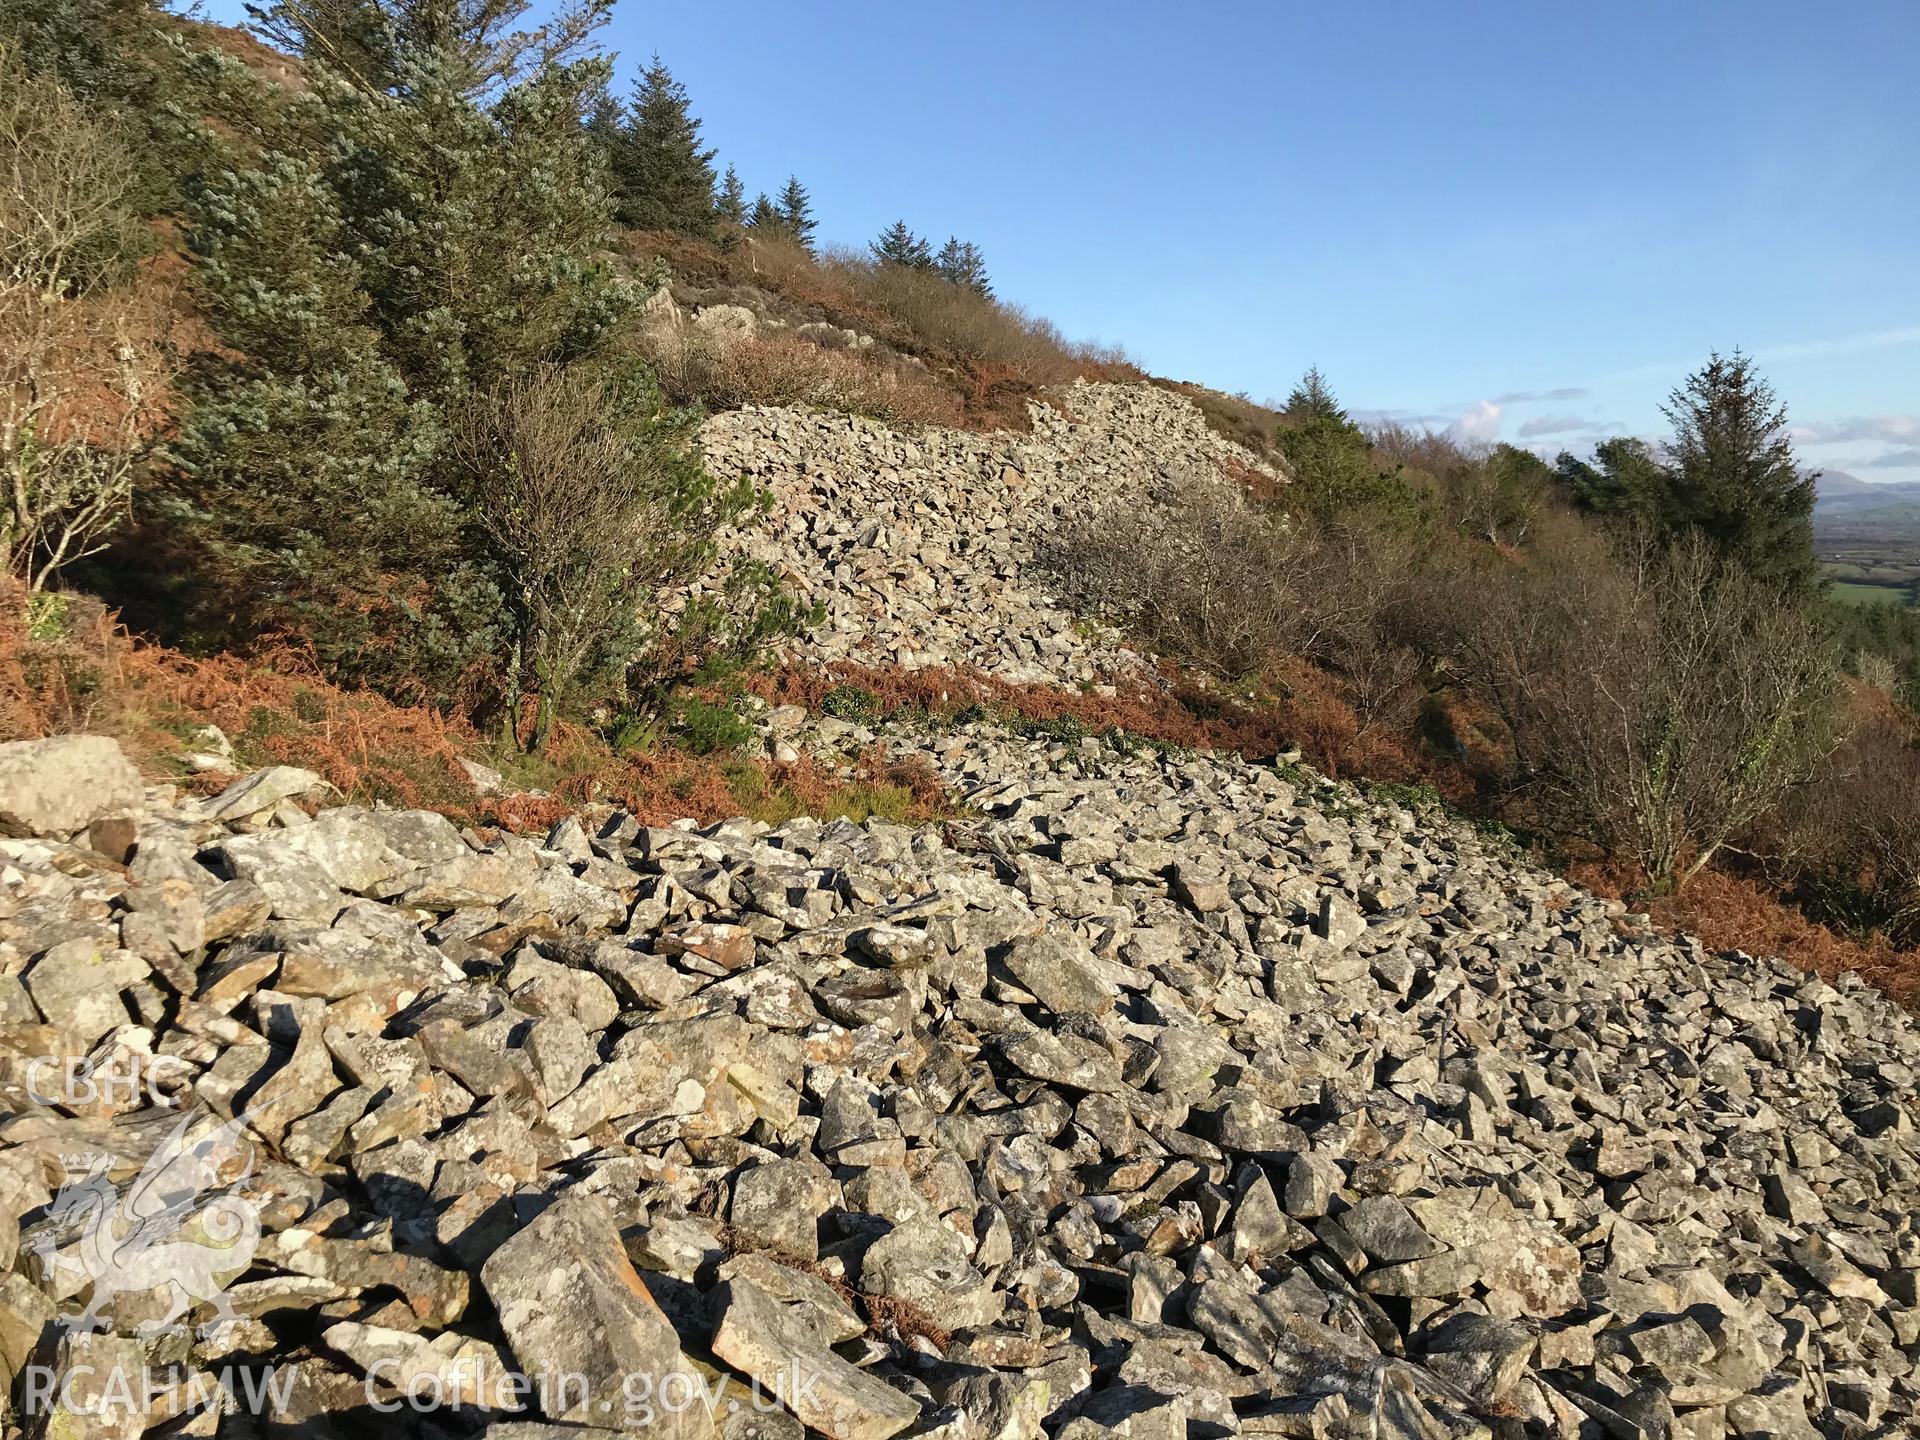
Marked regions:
[696,382,1280,685]
[0,729,1914,1439]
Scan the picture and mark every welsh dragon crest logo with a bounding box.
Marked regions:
[31,1111,262,1338]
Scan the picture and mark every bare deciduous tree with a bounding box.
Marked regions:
[1767,694,1920,943]
[1049,471,1423,733]
[0,47,172,591]
[455,362,666,752]
[1049,471,1320,679]
[1435,522,1836,891]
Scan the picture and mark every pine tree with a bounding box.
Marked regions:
[872,219,931,268]
[336,45,627,406]
[934,237,962,277]
[1659,350,1819,597]
[1284,366,1346,425]
[160,0,633,695]
[934,236,990,296]
[775,174,815,251]
[1555,437,1669,523]
[248,0,615,100]
[0,0,218,218]
[582,70,620,165]
[0,0,158,99]
[716,163,745,225]
[608,54,716,236]
[745,191,780,232]
[1275,368,1425,532]
[163,150,491,688]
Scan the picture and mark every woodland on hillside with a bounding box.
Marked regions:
[8,0,1920,998]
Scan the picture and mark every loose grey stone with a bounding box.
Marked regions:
[481,1192,714,1437]
[0,734,143,837]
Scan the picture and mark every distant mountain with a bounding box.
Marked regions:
[1814,471,1920,515]
[1816,470,1875,500]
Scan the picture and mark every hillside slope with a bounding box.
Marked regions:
[2,380,1916,1440]
[698,382,1278,684]
[2,709,1915,1438]
[9,8,1916,1433]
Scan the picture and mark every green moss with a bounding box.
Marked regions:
[669,696,754,754]
[23,591,70,642]
[821,684,885,724]
[1361,780,1446,813]
[722,758,919,826]
[291,685,328,724]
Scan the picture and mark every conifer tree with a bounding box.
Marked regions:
[745,191,780,232]
[582,70,620,163]
[163,0,632,694]
[0,0,158,100]
[934,236,962,276]
[1659,350,1819,597]
[0,0,216,217]
[1276,368,1426,532]
[248,0,614,100]
[775,173,815,251]
[934,236,990,296]
[164,150,486,685]
[608,54,716,235]
[1284,365,1346,425]
[349,48,626,405]
[872,219,931,268]
[716,163,745,225]
[1555,355,1821,598]
[1555,437,1669,523]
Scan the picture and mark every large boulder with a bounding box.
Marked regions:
[0,734,142,837]
[200,764,331,823]
[481,1192,714,1437]
[692,303,759,339]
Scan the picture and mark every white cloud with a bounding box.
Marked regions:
[1572,326,1920,392]
[1516,412,1594,439]
[1789,415,1920,446]
[1755,326,1920,365]
[1491,386,1590,405]
[1353,407,1452,430]
[1450,401,1502,444]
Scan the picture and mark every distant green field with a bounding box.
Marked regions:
[1828,580,1912,607]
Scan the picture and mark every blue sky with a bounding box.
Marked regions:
[206,0,1920,479]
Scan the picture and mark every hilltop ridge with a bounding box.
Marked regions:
[4,369,1919,1437]
[696,382,1278,684]
[4,6,1920,1437]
